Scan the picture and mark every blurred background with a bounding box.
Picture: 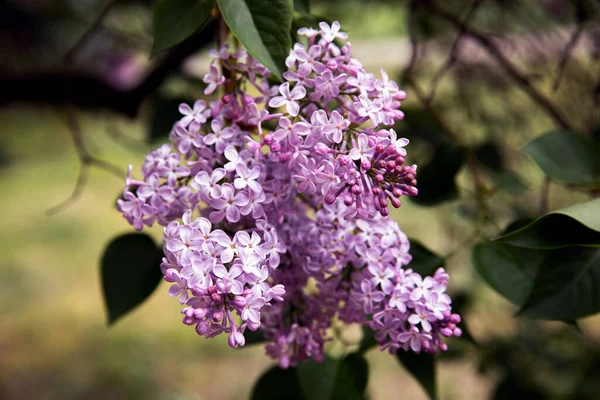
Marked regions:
[2,0,600,398]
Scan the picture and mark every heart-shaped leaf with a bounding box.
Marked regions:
[152,0,214,55]
[251,365,304,400]
[396,351,437,400]
[217,0,293,80]
[521,130,600,185]
[408,239,444,277]
[411,142,466,206]
[495,199,600,249]
[101,233,164,324]
[519,246,600,319]
[472,242,547,306]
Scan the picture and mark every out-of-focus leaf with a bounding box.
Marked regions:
[297,355,367,400]
[472,242,547,306]
[521,130,600,185]
[151,0,213,55]
[408,239,444,277]
[148,97,191,143]
[411,142,467,206]
[448,292,477,346]
[331,353,369,400]
[101,233,164,324]
[396,351,437,400]
[518,246,600,320]
[359,326,377,354]
[495,199,600,249]
[496,171,529,195]
[475,141,503,172]
[243,328,267,345]
[251,365,304,400]
[217,0,292,80]
[493,372,545,400]
[297,357,339,400]
[294,0,310,13]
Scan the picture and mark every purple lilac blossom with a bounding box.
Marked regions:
[116,21,461,368]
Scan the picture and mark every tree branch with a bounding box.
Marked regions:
[0,19,218,117]
[424,0,573,131]
[45,112,125,216]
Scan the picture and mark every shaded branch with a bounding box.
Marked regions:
[64,0,120,64]
[552,24,584,92]
[45,112,125,216]
[0,19,218,117]
[429,1,483,102]
[424,0,573,131]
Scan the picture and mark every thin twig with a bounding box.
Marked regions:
[424,0,573,131]
[64,0,119,64]
[553,0,587,92]
[106,124,148,153]
[552,25,585,92]
[46,111,125,216]
[539,176,551,215]
[429,1,483,102]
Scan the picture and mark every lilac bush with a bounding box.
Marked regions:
[117,21,461,368]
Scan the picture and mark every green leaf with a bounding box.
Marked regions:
[474,141,503,173]
[217,0,293,80]
[496,171,529,195]
[493,372,545,400]
[243,328,267,345]
[495,199,600,249]
[251,365,304,400]
[396,351,437,400]
[518,246,600,319]
[358,326,377,354]
[148,97,193,143]
[408,239,444,276]
[331,353,369,400]
[472,242,547,306]
[101,233,164,324]
[411,142,466,206]
[296,357,339,400]
[296,355,368,400]
[294,0,310,14]
[151,0,213,55]
[521,130,600,185]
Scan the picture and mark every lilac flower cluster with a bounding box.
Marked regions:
[117,21,461,367]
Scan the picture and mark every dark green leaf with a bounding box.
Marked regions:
[251,365,304,400]
[396,351,437,400]
[474,141,503,173]
[496,171,529,195]
[519,246,600,319]
[217,0,293,80]
[331,353,369,400]
[297,357,339,400]
[448,292,477,346]
[152,0,213,55]
[493,372,545,400]
[472,242,547,306]
[521,130,600,185]
[296,354,368,400]
[359,326,377,354]
[495,199,600,249]
[408,239,444,276]
[101,233,164,324]
[294,0,310,14]
[411,142,466,206]
[148,97,193,143]
[243,328,267,345]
